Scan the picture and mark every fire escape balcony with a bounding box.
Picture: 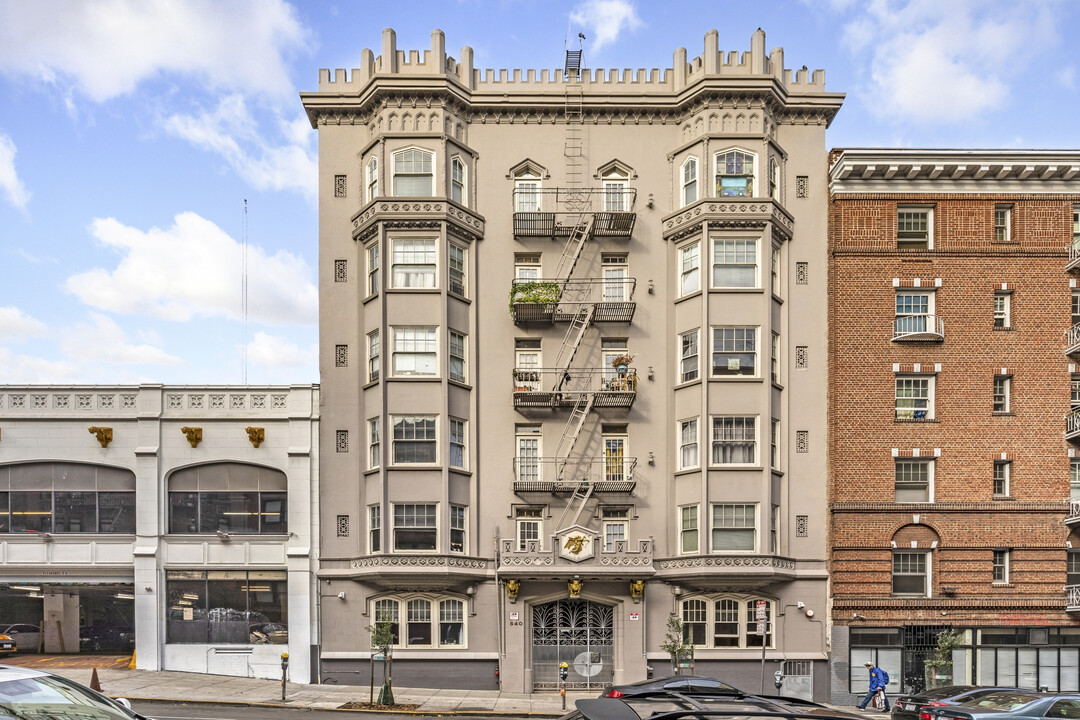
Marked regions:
[1068,585,1080,612]
[1067,409,1080,443]
[1066,498,1080,526]
[510,278,636,325]
[512,457,637,495]
[512,368,637,410]
[892,315,945,342]
[513,188,636,240]
[1068,245,1080,273]
[1066,324,1080,356]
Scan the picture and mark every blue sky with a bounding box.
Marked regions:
[0,0,1076,385]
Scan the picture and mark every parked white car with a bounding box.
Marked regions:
[0,663,150,719]
[0,624,40,653]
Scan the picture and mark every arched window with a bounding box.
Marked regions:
[679,596,775,648]
[451,156,466,206]
[0,462,135,534]
[393,147,434,197]
[167,462,287,534]
[602,169,629,212]
[682,157,698,207]
[515,171,541,212]
[366,156,379,202]
[715,149,756,197]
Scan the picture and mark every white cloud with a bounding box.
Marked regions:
[0,0,310,103]
[1058,67,1076,89]
[161,94,316,201]
[246,331,316,368]
[0,346,78,384]
[569,0,643,53]
[0,306,47,339]
[841,0,1061,125]
[58,313,183,365]
[65,212,317,325]
[0,132,30,209]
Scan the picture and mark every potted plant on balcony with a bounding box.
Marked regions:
[610,353,635,377]
[508,280,561,313]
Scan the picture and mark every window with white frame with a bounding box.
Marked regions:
[602,508,628,552]
[992,549,1010,583]
[769,158,780,201]
[367,242,380,295]
[994,205,1011,242]
[712,416,756,464]
[711,503,756,552]
[1074,205,1080,251]
[895,375,934,420]
[366,157,379,202]
[392,327,437,376]
[449,419,465,469]
[898,207,932,249]
[994,292,1011,328]
[516,507,542,550]
[895,459,932,502]
[393,503,437,551]
[601,338,629,385]
[368,596,466,648]
[367,330,380,382]
[373,598,399,642]
[515,253,541,280]
[448,243,466,296]
[369,504,381,552]
[515,172,541,212]
[993,461,1010,497]
[515,425,541,484]
[449,505,465,553]
[770,505,779,554]
[895,291,934,334]
[1073,291,1080,328]
[679,597,775,648]
[993,375,1011,413]
[1070,551,1080,586]
[603,429,628,483]
[602,254,628,302]
[439,598,465,644]
[515,340,542,391]
[448,330,466,383]
[391,416,437,464]
[892,551,929,595]
[771,332,779,383]
[368,417,381,469]
[712,327,757,377]
[1072,460,1080,500]
[1073,375,1080,408]
[602,170,629,212]
[680,329,699,383]
[391,238,436,288]
[392,148,434,196]
[712,238,757,288]
[682,157,698,207]
[679,242,700,296]
[715,149,755,197]
[771,244,780,295]
[770,419,778,470]
[451,157,466,206]
[680,505,699,554]
[679,419,699,470]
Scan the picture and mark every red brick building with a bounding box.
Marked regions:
[827,149,1080,701]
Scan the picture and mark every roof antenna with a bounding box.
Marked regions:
[241,199,248,385]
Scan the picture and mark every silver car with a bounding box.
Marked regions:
[0,664,150,719]
[0,623,40,653]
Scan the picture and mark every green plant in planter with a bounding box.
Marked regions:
[509,281,561,312]
[924,629,964,690]
[610,353,635,368]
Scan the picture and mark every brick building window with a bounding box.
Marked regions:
[1071,375,1080,408]
[895,459,932,502]
[898,207,932,250]
[896,291,933,334]
[1071,460,1080,499]
[1068,550,1080,586]
[994,205,1012,242]
[896,375,933,420]
[993,376,1011,413]
[994,292,1011,328]
[992,549,1010,583]
[993,461,1010,497]
[1074,205,1080,250]
[893,551,928,595]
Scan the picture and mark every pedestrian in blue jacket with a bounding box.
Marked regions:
[858,661,890,712]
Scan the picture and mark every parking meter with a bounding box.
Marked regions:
[559,662,569,710]
[773,669,784,689]
[280,652,289,700]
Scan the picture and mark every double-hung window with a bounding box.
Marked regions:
[1069,550,1080,586]
[369,505,381,552]
[449,419,465,469]
[716,149,755,197]
[1072,460,1080,499]
[448,331,466,383]
[993,461,1010,497]
[679,242,700,296]
[994,205,1011,242]
[393,503,437,551]
[391,238,436,288]
[407,599,432,645]
[898,207,931,249]
[680,330,699,383]
[392,148,434,196]
[992,549,1010,583]
[440,599,464,644]
[451,157,466,205]
[680,506,699,554]
[368,418,381,469]
[366,157,379,202]
[993,376,1011,413]
[682,599,707,645]
[515,425,541,484]
[771,332,779,383]
[392,416,437,464]
[895,459,931,502]
[449,504,465,552]
[515,173,541,212]
[712,327,756,377]
[1073,205,1080,252]
[712,417,756,464]
[994,292,1011,328]
[895,291,932,334]
[892,552,928,595]
[895,375,933,420]
[711,503,756,552]
[679,419,699,470]
[367,242,380,295]
[392,327,436,376]
[448,243,466,296]
[712,239,757,288]
[602,508,628,552]
[682,157,698,206]
[367,330,380,382]
[602,172,629,212]
[516,507,542,551]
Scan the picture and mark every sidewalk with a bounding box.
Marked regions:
[43,666,592,715]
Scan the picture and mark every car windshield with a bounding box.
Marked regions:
[962,692,1042,711]
[0,674,134,720]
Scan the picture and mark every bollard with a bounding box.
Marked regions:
[280,652,289,701]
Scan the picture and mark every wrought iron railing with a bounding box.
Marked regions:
[512,456,637,491]
[1068,585,1080,611]
[512,187,637,213]
[1068,409,1080,439]
[510,278,636,323]
[892,315,945,341]
[1068,244,1080,271]
[1066,324,1080,354]
[512,368,637,408]
[1066,498,1080,524]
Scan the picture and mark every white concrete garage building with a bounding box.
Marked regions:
[0,384,319,682]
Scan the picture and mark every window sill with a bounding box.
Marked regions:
[448,292,471,304]
[448,379,472,391]
[363,293,378,304]
[992,495,1015,501]
[992,326,1014,331]
[364,467,380,475]
[709,287,765,294]
[674,467,701,477]
[772,382,785,391]
[386,464,443,470]
[386,288,441,294]
[894,418,939,423]
[676,378,703,389]
[708,463,764,471]
[675,290,703,303]
[448,468,472,476]
[992,411,1015,417]
[771,293,784,304]
[388,376,441,382]
[363,380,379,390]
[710,375,762,382]
[991,582,1014,588]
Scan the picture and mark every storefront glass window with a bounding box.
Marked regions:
[166,570,288,645]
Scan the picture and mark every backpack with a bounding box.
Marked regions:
[879,669,890,685]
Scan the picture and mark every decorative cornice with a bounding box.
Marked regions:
[350,555,489,570]
[831,501,1068,513]
[352,200,485,244]
[657,555,796,571]
[662,199,794,243]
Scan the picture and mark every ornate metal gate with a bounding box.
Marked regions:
[903,625,948,693]
[532,599,614,690]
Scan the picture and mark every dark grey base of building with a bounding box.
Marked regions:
[320,658,499,690]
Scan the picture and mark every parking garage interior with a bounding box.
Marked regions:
[0,582,135,654]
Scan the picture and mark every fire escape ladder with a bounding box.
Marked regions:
[553,393,596,531]
[555,473,595,533]
[553,305,594,374]
[555,213,595,283]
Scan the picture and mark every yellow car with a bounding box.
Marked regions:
[0,633,15,656]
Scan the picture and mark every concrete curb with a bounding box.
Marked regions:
[124,696,567,717]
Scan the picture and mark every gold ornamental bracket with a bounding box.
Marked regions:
[180,426,203,448]
[630,579,645,602]
[568,578,583,598]
[245,426,265,448]
[88,426,113,448]
[505,579,521,603]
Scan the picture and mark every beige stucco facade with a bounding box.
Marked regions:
[303,28,842,697]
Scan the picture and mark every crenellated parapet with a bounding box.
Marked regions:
[303,28,844,128]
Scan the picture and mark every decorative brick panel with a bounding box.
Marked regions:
[334,175,347,198]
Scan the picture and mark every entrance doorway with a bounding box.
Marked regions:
[531,599,613,690]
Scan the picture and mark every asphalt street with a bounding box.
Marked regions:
[133,701,508,720]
